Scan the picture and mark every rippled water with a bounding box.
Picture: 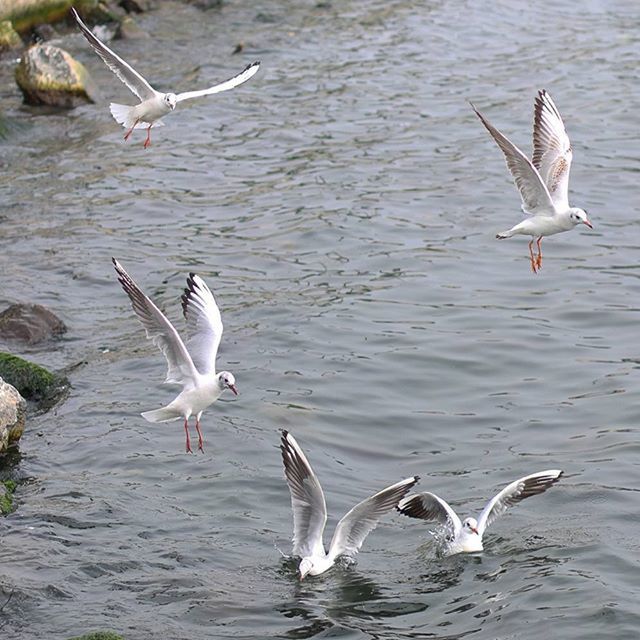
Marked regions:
[1,0,639,638]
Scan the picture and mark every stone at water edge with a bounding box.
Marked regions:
[0,377,26,455]
[0,20,21,51]
[15,43,99,108]
[0,0,97,33]
[0,303,67,345]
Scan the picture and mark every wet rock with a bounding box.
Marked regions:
[67,632,125,640]
[0,0,98,33]
[15,43,99,107]
[31,23,57,43]
[0,20,22,51]
[0,480,17,514]
[0,352,68,409]
[116,15,149,40]
[191,0,223,10]
[119,0,154,12]
[0,303,67,345]
[0,377,26,456]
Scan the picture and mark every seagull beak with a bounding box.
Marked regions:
[228,384,238,396]
[471,527,479,535]
[583,219,593,229]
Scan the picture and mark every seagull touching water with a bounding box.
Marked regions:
[281,430,419,578]
[113,259,237,453]
[397,470,563,555]
[72,8,260,148]
[471,91,592,273]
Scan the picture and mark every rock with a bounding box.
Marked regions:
[0,480,17,515]
[67,632,125,640]
[119,0,154,12]
[0,0,98,33]
[15,43,99,107]
[0,352,68,409]
[115,15,149,40]
[192,0,223,9]
[32,23,57,43]
[0,377,26,455]
[0,303,67,344]
[0,20,22,51]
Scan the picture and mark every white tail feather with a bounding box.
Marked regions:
[109,102,136,128]
[141,407,182,423]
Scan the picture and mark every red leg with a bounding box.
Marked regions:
[124,119,140,142]
[528,239,538,274]
[184,418,192,454]
[195,418,204,453]
[535,236,543,270]
[143,126,152,149]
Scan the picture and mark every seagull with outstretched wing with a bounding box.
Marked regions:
[72,8,260,148]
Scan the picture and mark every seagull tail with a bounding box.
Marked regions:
[141,406,182,423]
[109,102,138,129]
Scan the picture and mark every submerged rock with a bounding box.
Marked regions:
[0,480,17,515]
[15,43,98,107]
[0,377,26,455]
[67,632,125,640]
[0,20,21,51]
[0,303,67,345]
[0,352,68,409]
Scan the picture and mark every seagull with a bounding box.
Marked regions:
[280,430,419,579]
[471,91,592,273]
[112,258,238,453]
[397,470,563,556]
[71,8,260,148]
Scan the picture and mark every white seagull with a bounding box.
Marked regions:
[471,91,592,273]
[280,430,419,579]
[72,8,260,148]
[397,470,563,556]
[113,258,237,453]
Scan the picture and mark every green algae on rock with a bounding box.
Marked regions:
[15,43,99,107]
[0,20,21,51]
[67,632,125,640]
[0,0,98,33]
[0,480,17,515]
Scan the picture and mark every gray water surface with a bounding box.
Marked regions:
[1,1,639,638]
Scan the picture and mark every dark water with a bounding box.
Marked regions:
[1,0,639,638]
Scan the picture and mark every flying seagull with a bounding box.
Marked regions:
[112,258,237,453]
[72,8,260,148]
[280,430,419,578]
[397,470,563,555]
[471,91,592,273]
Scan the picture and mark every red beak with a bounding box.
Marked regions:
[471,527,479,535]
[229,384,238,396]
[583,219,593,229]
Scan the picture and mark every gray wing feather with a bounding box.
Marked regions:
[397,491,462,538]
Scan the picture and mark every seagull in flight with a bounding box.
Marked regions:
[280,430,419,578]
[72,8,260,148]
[471,91,592,273]
[397,470,563,555]
[112,259,238,453]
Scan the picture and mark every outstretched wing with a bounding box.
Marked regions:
[470,101,556,216]
[175,61,260,102]
[397,491,462,538]
[328,476,419,560]
[477,469,563,536]
[112,258,198,386]
[532,90,573,209]
[72,8,157,102]
[280,431,327,559]
[181,274,223,376]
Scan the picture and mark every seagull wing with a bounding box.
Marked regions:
[280,431,328,559]
[72,8,157,102]
[181,274,223,376]
[113,259,199,386]
[477,469,563,536]
[175,61,260,103]
[396,491,462,538]
[328,475,419,560]
[532,90,573,209]
[470,101,556,216]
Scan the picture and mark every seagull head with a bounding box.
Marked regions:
[163,93,177,110]
[298,558,314,581]
[219,371,238,396]
[463,517,479,535]
[569,208,593,229]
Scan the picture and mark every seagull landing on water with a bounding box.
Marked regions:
[397,470,563,556]
[470,91,592,273]
[71,8,260,148]
[280,430,419,579]
[112,259,238,453]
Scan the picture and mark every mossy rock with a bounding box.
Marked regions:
[0,480,17,515]
[0,0,98,33]
[0,352,68,409]
[0,20,22,50]
[68,632,124,640]
[15,43,99,107]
